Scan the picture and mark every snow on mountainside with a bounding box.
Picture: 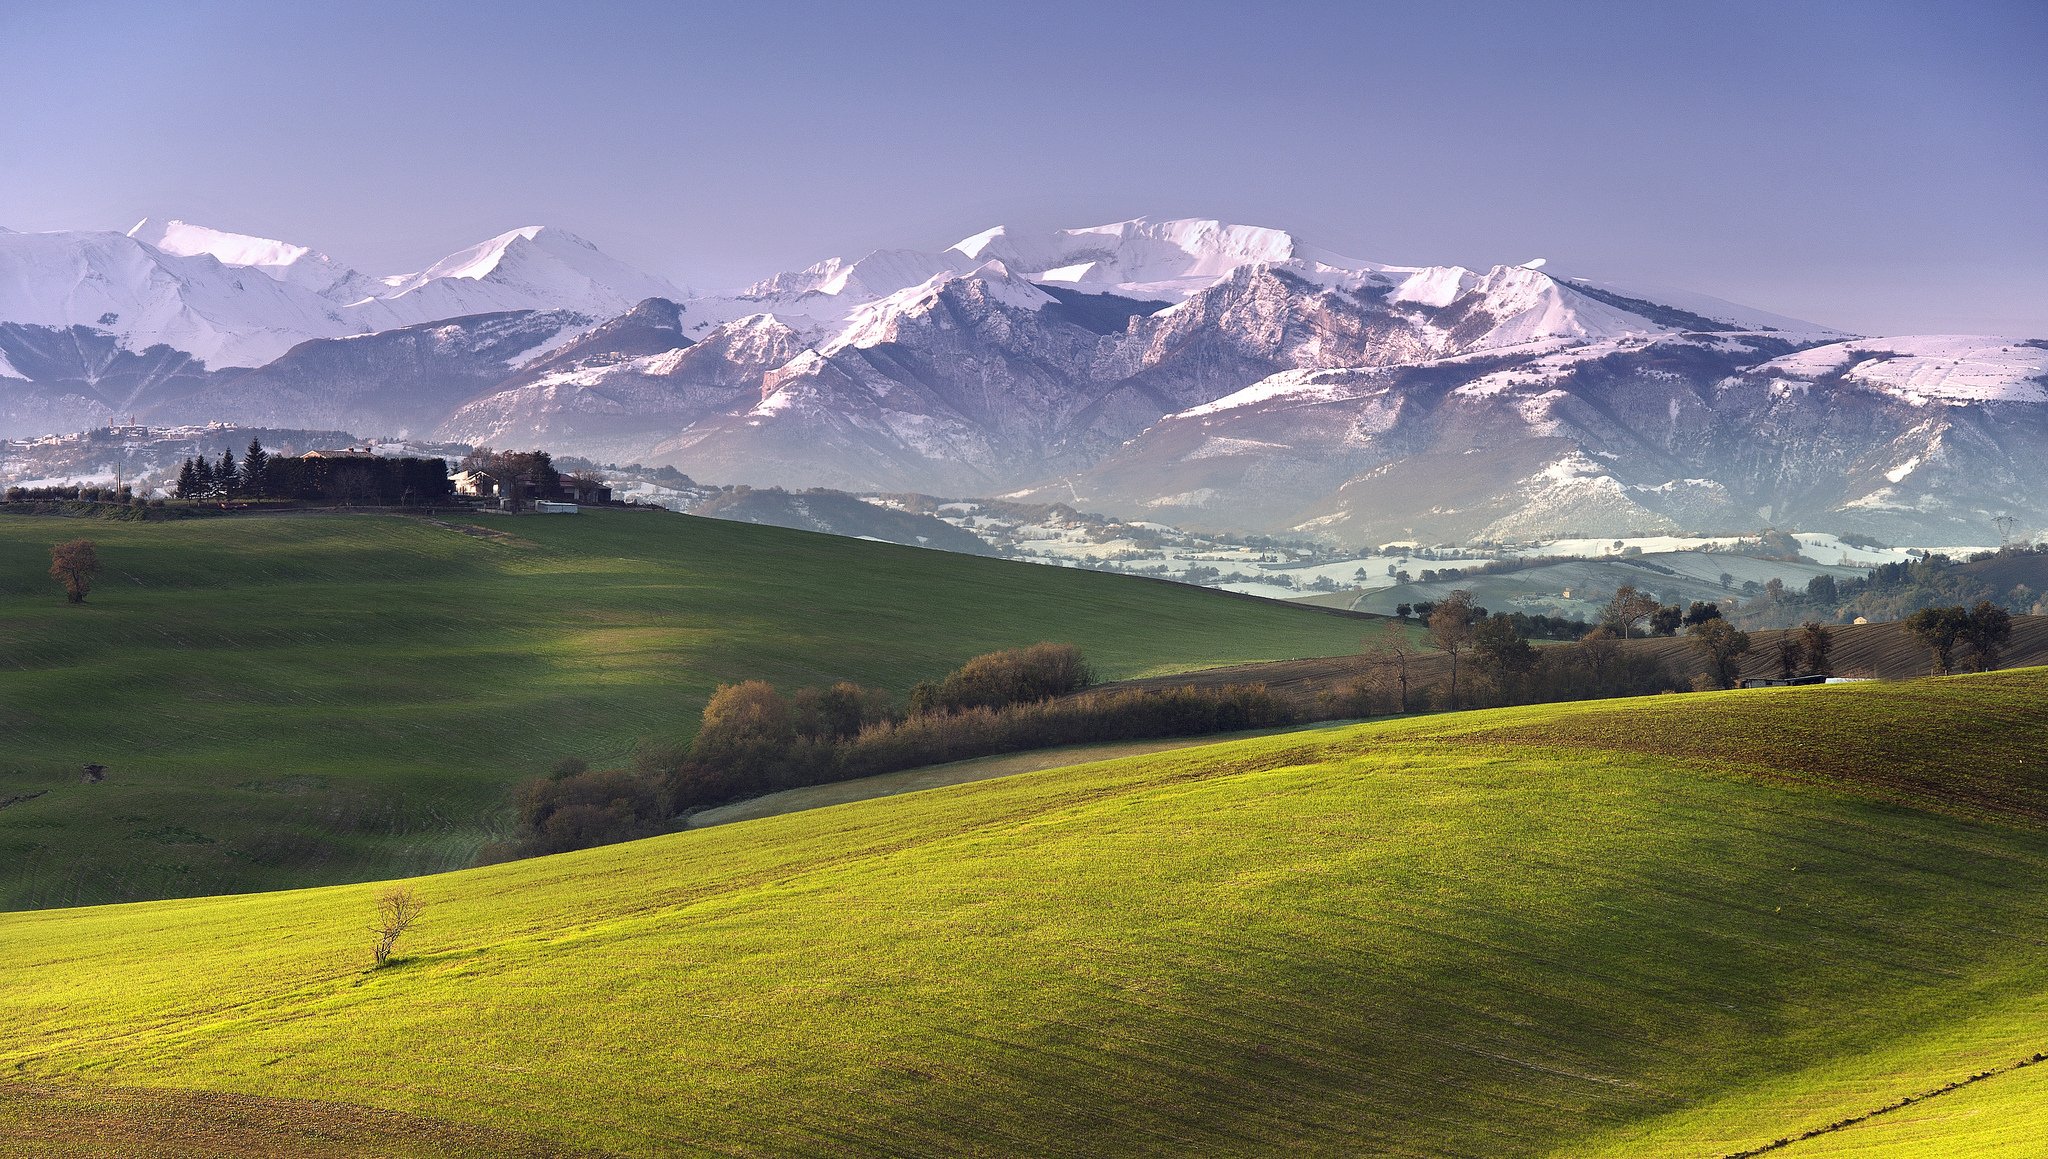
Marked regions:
[0,221,679,367]
[0,228,360,368]
[1755,335,2048,404]
[372,226,683,325]
[4,210,2043,545]
[127,218,382,303]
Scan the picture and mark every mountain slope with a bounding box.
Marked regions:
[0,221,680,370]
[3,214,2042,544]
[5,672,2047,1156]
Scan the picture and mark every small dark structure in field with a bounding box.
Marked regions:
[1738,674,1828,689]
[80,763,107,783]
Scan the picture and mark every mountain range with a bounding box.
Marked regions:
[3,215,2043,544]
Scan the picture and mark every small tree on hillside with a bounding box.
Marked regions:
[1363,620,1415,714]
[1960,600,2014,673]
[1801,621,1834,676]
[49,539,101,604]
[1602,585,1662,639]
[1687,618,1751,689]
[1902,606,1970,675]
[369,886,425,967]
[1577,625,1620,688]
[1428,590,1483,709]
[1471,613,1536,703]
[1775,632,1806,678]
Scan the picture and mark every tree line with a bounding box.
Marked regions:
[484,643,1290,861]
[174,439,453,505]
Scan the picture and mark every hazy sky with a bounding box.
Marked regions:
[4,1,2043,334]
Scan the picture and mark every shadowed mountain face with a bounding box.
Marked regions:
[3,216,2043,542]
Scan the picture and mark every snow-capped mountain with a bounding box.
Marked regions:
[3,213,2043,544]
[0,220,680,371]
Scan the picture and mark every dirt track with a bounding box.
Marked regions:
[1098,616,2048,711]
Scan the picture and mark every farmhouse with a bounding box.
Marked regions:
[451,469,499,498]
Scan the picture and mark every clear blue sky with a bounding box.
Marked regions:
[3,0,2042,334]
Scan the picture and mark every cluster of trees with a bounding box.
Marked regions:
[5,484,136,504]
[1902,602,2014,675]
[1394,602,1591,641]
[1719,546,2048,625]
[174,440,452,505]
[1339,595,1683,716]
[487,644,1290,859]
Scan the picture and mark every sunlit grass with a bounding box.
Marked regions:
[4,673,2046,1155]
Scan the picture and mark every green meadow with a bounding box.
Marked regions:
[0,509,1378,908]
[4,671,2046,1156]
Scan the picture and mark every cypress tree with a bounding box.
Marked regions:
[244,439,269,498]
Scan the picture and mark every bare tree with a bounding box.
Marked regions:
[1601,584,1662,640]
[1428,590,1481,710]
[1364,620,1414,714]
[369,886,426,967]
[48,539,101,604]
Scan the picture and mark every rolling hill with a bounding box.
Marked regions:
[4,671,2047,1156]
[0,508,1377,909]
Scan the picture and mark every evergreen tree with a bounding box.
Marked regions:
[174,459,198,499]
[193,455,217,496]
[243,439,269,498]
[216,449,240,495]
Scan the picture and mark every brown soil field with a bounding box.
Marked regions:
[0,1081,604,1158]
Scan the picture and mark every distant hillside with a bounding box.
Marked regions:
[6,672,2048,1155]
[689,487,993,555]
[0,508,1375,909]
[1099,616,2048,712]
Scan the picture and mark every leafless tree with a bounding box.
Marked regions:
[369,886,426,967]
[1601,584,1662,639]
[1428,590,1480,710]
[1364,620,1414,713]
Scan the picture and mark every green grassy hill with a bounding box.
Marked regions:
[0,509,1378,909]
[5,671,2046,1156]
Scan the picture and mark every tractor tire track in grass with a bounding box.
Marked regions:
[1724,1050,2048,1157]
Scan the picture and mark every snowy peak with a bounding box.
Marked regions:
[823,260,1055,354]
[950,217,1378,300]
[129,218,313,272]
[385,225,549,290]
[128,217,378,303]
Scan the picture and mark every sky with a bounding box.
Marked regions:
[2,0,2043,334]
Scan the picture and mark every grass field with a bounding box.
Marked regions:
[0,509,1382,909]
[5,670,2046,1156]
